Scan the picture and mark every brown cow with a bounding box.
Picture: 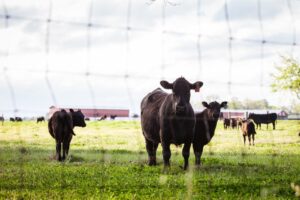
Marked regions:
[241,119,256,145]
[193,101,227,165]
[48,109,86,161]
[141,77,203,169]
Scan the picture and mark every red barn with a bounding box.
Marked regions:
[48,106,129,119]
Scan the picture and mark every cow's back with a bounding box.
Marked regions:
[49,111,73,141]
[141,88,167,143]
[242,120,256,136]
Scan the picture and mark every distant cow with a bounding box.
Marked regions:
[37,116,45,123]
[10,117,15,122]
[241,120,256,145]
[141,77,203,169]
[0,116,4,125]
[99,115,107,121]
[248,113,277,130]
[223,118,230,129]
[15,117,22,122]
[237,118,244,130]
[48,109,86,161]
[230,118,238,129]
[193,101,227,165]
[110,115,117,120]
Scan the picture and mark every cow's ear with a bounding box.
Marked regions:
[70,109,74,113]
[160,80,173,89]
[221,101,228,108]
[190,81,203,92]
[202,101,209,108]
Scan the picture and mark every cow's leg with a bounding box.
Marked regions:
[273,122,275,130]
[248,135,251,146]
[182,142,191,170]
[56,141,62,161]
[62,134,73,161]
[145,138,158,166]
[62,140,67,161]
[162,142,171,168]
[252,134,255,146]
[65,135,72,156]
[243,135,246,145]
[193,143,203,166]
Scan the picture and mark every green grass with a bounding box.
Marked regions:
[0,120,300,199]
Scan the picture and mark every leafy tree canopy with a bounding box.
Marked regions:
[271,56,300,99]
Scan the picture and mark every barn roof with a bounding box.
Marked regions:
[48,106,129,118]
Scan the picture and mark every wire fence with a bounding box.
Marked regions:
[0,0,299,198]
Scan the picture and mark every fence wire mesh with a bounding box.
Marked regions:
[0,0,299,199]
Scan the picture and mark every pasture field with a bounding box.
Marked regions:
[0,120,300,199]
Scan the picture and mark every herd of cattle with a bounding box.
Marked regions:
[0,77,281,169]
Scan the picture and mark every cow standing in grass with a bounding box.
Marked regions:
[141,77,203,169]
[241,119,256,145]
[193,101,227,166]
[15,117,22,122]
[0,116,4,125]
[230,118,237,129]
[223,118,230,130]
[37,116,45,123]
[48,109,86,161]
[248,113,277,130]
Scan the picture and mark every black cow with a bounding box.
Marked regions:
[223,118,230,130]
[15,117,22,122]
[141,77,203,169]
[110,115,117,120]
[0,116,4,125]
[37,116,45,123]
[193,101,227,165]
[248,113,277,130]
[10,117,15,122]
[48,109,86,161]
[241,119,256,145]
[230,118,237,129]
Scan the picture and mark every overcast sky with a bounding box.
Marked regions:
[0,0,300,117]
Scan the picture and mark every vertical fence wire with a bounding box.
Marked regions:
[45,0,57,106]
[85,0,96,109]
[161,0,166,80]
[257,0,265,96]
[224,0,233,96]
[2,1,17,116]
[286,0,297,56]
[196,0,202,81]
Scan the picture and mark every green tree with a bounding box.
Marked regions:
[271,56,300,99]
[228,97,243,109]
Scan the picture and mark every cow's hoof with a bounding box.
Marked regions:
[148,161,156,166]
